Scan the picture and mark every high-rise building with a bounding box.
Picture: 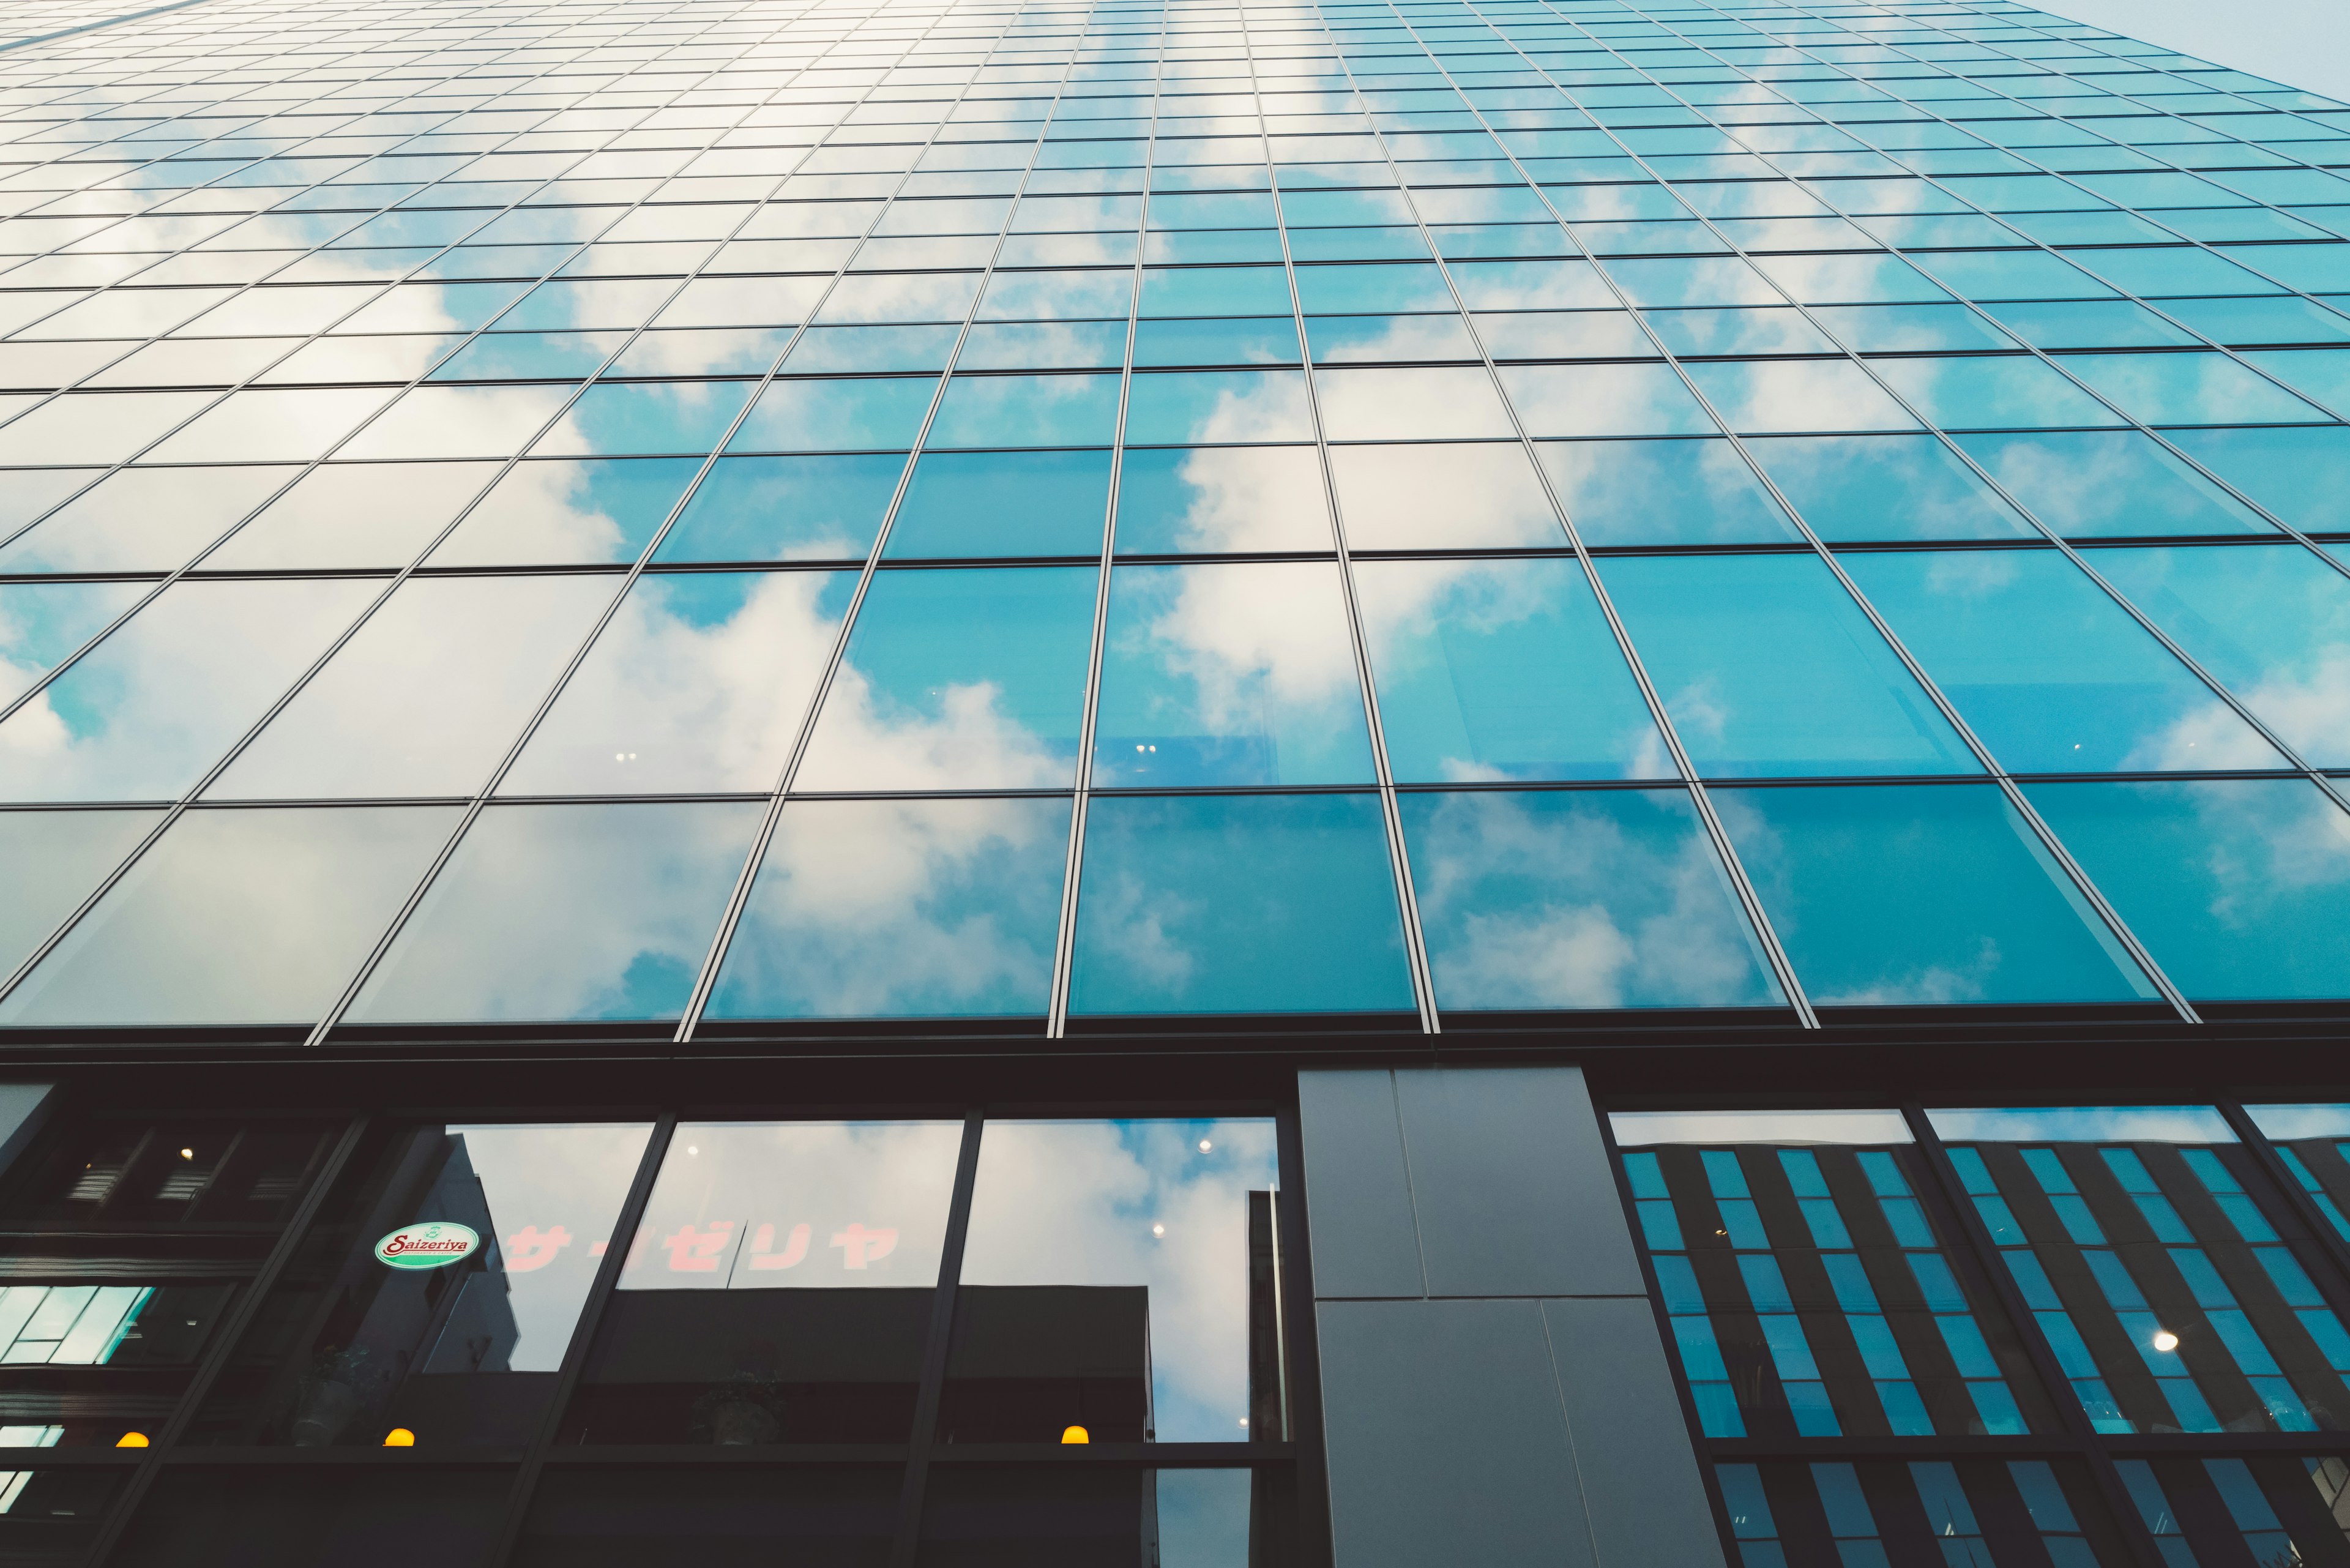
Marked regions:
[0,0,2345,1559]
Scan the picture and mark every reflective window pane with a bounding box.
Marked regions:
[0,807,160,980]
[204,462,501,572]
[1535,438,1800,547]
[1745,435,2035,543]
[0,468,288,576]
[0,580,146,708]
[654,454,905,564]
[1070,792,1414,1017]
[886,449,1110,559]
[1402,789,1781,1012]
[1113,446,1332,555]
[1952,432,2272,539]
[1327,441,1565,550]
[425,457,704,567]
[948,1119,1281,1444]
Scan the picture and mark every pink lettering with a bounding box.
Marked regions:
[746,1222,811,1271]
[661,1220,736,1272]
[503,1224,572,1274]
[830,1223,898,1271]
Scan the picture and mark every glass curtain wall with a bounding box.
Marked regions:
[1614,1102,2350,1567]
[0,0,2344,1043]
[0,1105,1300,1567]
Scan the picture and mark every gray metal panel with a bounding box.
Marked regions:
[0,1084,53,1182]
[1543,1296,1727,1568]
[1318,1297,1597,1568]
[1297,1069,1425,1299]
[1394,1067,1644,1299]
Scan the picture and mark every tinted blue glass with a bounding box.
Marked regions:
[924,372,1122,448]
[1093,561,1373,787]
[1745,434,2034,542]
[2165,296,2350,348]
[955,321,1129,371]
[1839,549,2285,772]
[1138,265,1295,318]
[1069,791,1414,1017]
[428,457,705,567]
[2164,427,2350,531]
[727,376,940,453]
[2241,349,2350,414]
[1288,228,1431,267]
[1979,302,2201,351]
[1952,431,2271,537]
[1474,310,1654,360]
[2059,353,2329,427]
[1716,784,2158,1007]
[1356,556,1668,782]
[1305,313,1480,364]
[2090,543,2350,767]
[535,380,755,457]
[1130,316,1302,368]
[1598,553,1979,778]
[886,449,1111,559]
[2025,779,2350,1001]
[346,801,762,1024]
[796,566,1096,791]
[1498,363,1718,437]
[1810,304,2019,354]
[1536,438,1802,547]
[1113,446,1331,555]
[429,330,629,381]
[1400,788,1781,1012]
[780,324,962,373]
[1123,370,1315,444]
[653,454,905,563]
[1683,360,1922,436]
[1871,357,2125,430]
[0,581,154,708]
[1291,262,1454,314]
[706,796,1070,1019]
[1600,256,1781,308]
[1641,307,1838,357]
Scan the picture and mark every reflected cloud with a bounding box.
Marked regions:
[1400,788,1779,1009]
[0,467,288,576]
[1497,362,1716,437]
[204,461,501,572]
[1330,441,1563,550]
[707,796,1067,1019]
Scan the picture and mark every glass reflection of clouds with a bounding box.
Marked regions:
[1093,561,1375,788]
[207,575,616,801]
[1329,442,1562,550]
[0,578,379,803]
[346,801,763,1023]
[0,581,146,709]
[204,461,500,572]
[0,804,461,1026]
[707,796,1069,1020]
[887,450,1111,559]
[1951,432,2270,538]
[1871,356,2124,431]
[1114,445,1331,556]
[1924,1106,2235,1146]
[0,808,161,979]
[1497,362,1717,437]
[1681,359,1921,436]
[794,567,1094,791]
[1744,434,2034,543]
[1070,791,1413,1017]
[2090,545,2350,769]
[726,376,939,454]
[1537,438,1800,547]
[427,457,704,567]
[2026,778,2350,1001]
[1840,549,2286,773]
[1400,788,1781,1011]
[654,454,906,564]
[1715,783,2158,1007]
[503,570,857,796]
[957,1119,1280,1443]
[1124,369,1314,445]
[0,468,288,576]
[1356,556,1668,781]
[1315,367,1515,441]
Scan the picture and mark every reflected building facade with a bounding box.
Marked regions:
[0,0,2344,1559]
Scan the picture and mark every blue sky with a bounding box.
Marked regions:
[2031,0,2350,104]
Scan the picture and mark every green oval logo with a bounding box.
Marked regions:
[374,1222,480,1271]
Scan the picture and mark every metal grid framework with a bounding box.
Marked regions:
[0,1096,1323,1567]
[0,0,2344,1047]
[1605,1096,2350,1567]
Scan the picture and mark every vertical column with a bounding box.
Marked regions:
[1299,1066,1721,1568]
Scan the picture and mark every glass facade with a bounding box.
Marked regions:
[1,0,2349,1559]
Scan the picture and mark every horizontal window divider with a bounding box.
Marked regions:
[154,1448,530,1466]
[537,1444,913,1465]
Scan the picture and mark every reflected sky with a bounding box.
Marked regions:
[1330,442,1566,550]
[1400,788,1781,1010]
[341,383,581,460]
[958,1118,1278,1442]
[427,457,704,567]
[1316,367,1516,441]
[2163,427,2350,533]
[0,807,160,980]
[619,1121,962,1292]
[1600,553,1980,778]
[1069,791,1412,1017]
[0,468,288,576]
[1840,549,2286,773]
[1951,431,2270,538]
[2027,778,2350,1001]
[1744,435,2035,542]
[530,379,755,458]
[1681,359,1921,436]
[0,581,145,711]
[887,449,1108,558]
[654,453,905,563]
[1537,438,1800,547]
[794,567,1095,791]
[208,575,616,801]
[707,796,1068,1019]
[727,377,939,453]
[2060,352,2329,428]
[1113,446,1332,554]
[1356,556,1668,782]
[0,804,461,1025]
[346,801,763,1023]
[203,462,501,572]
[1715,783,2158,1007]
[925,373,1121,449]
[1870,357,2125,431]
[504,570,856,796]
[1925,1106,2236,1145]
[0,578,379,803]
[1497,362,1718,437]
[2089,544,2350,769]
[1094,561,1374,788]
[1124,370,1315,444]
